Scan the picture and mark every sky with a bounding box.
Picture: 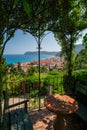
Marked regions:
[4,30,61,54]
[4,29,85,55]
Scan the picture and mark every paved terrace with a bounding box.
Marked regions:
[2,95,87,130]
[29,108,87,130]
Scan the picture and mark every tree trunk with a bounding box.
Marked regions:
[65,34,74,93]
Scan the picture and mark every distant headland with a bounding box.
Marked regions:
[24,51,60,56]
[24,44,84,56]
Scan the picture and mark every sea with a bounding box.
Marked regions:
[3,54,54,65]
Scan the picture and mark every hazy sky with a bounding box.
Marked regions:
[4,29,85,54]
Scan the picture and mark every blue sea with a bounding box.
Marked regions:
[3,54,54,65]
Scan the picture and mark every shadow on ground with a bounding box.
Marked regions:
[30,108,87,130]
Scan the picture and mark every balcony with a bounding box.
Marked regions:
[1,77,87,130]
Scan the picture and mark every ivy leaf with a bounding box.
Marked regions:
[22,0,30,16]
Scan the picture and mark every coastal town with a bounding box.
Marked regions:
[14,56,65,72]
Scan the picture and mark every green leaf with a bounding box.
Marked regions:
[14,0,19,6]
[13,0,19,9]
[22,0,30,16]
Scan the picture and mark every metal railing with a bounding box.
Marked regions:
[2,76,64,112]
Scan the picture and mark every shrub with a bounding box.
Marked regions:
[73,70,87,85]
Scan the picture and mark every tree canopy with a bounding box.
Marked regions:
[53,0,87,78]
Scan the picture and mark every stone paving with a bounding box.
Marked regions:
[29,108,87,130]
[29,108,56,130]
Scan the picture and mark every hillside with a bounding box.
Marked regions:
[75,44,85,54]
[56,44,85,56]
[24,44,85,56]
[24,51,58,56]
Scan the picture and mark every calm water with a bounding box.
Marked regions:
[3,54,53,65]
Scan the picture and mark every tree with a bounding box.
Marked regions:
[74,31,87,70]
[27,66,36,76]
[0,0,59,121]
[0,58,7,126]
[0,0,32,125]
[75,33,87,69]
[0,1,17,125]
[53,0,87,89]
[19,0,60,110]
[83,33,87,49]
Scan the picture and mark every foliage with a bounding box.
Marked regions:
[74,33,87,70]
[83,33,87,49]
[63,69,87,95]
[53,0,87,81]
[0,0,22,58]
[27,66,37,76]
[0,0,59,126]
[63,74,76,94]
[74,49,87,70]
[0,58,7,125]
[40,66,47,73]
[48,70,62,76]
[6,70,64,97]
[43,70,64,94]
[73,70,87,85]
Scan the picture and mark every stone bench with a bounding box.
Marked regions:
[75,83,87,122]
